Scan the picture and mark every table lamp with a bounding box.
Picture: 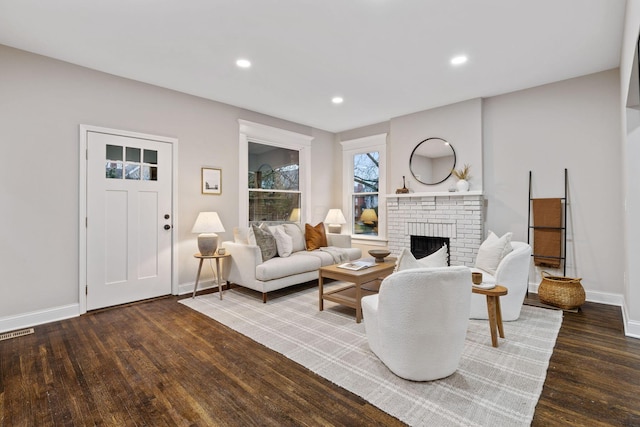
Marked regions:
[324,208,346,233]
[191,212,225,256]
[289,208,301,222]
[360,208,378,225]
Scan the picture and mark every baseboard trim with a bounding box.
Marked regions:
[528,282,624,306]
[528,281,640,339]
[178,278,216,296]
[0,304,80,334]
[624,320,640,339]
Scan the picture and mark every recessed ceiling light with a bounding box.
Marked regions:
[450,55,468,65]
[332,96,344,104]
[236,59,251,68]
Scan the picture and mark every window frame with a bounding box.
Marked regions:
[341,133,387,242]
[239,120,313,226]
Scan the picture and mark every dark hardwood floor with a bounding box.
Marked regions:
[1,288,640,426]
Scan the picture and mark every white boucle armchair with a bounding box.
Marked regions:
[361,266,472,381]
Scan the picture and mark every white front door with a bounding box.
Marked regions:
[86,130,173,310]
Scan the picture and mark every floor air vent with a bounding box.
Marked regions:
[0,328,35,341]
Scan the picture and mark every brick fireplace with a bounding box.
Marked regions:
[386,192,484,266]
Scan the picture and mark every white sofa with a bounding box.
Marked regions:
[221,226,361,303]
[469,241,532,321]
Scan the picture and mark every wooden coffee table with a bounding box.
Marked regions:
[319,261,396,323]
[472,285,508,347]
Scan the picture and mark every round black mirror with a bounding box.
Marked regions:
[409,137,456,185]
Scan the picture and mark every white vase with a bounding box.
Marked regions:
[456,179,469,192]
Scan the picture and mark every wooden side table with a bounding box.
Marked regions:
[192,252,230,299]
[472,285,508,347]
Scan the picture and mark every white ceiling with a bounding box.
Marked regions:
[0,0,627,133]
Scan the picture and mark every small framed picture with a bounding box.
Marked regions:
[201,167,222,195]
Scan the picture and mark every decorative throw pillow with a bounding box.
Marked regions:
[283,223,306,252]
[474,231,513,275]
[251,224,277,261]
[273,226,293,257]
[233,226,256,245]
[396,245,449,272]
[305,222,328,251]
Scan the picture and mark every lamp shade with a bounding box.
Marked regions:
[191,212,225,256]
[360,208,378,224]
[324,209,346,225]
[289,208,301,222]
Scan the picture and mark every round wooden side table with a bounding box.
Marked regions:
[192,252,230,299]
[472,285,508,347]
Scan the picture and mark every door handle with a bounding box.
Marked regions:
[164,224,171,230]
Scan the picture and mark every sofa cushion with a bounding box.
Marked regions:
[396,245,449,272]
[475,231,513,275]
[283,223,306,252]
[252,224,277,261]
[305,223,327,250]
[302,247,357,266]
[273,226,293,257]
[255,252,322,281]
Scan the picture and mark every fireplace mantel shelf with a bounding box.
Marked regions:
[386,190,483,198]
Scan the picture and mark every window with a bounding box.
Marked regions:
[248,142,300,224]
[105,144,157,181]
[341,134,387,241]
[238,120,313,226]
[352,152,379,236]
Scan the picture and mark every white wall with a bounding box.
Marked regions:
[0,45,330,329]
[338,70,624,306]
[388,98,483,194]
[483,69,623,298]
[620,0,640,336]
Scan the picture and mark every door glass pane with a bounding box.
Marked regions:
[143,166,158,181]
[353,195,378,236]
[106,145,123,161]
[353,152,379,192]
[249,192,300,223]
[144,149,157,165]
[126,147,141,162]
[106,162,123,179]
[125,163,141,180]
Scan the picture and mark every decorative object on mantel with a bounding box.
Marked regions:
[396,176,410,194]
[368,249,391,262]
[452,163,471,192]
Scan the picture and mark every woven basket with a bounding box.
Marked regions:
[538,271,585,310]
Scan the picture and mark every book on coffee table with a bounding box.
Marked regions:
[338,261,375,271]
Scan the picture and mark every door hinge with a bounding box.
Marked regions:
[86,149,88,160]
[85,217,88,228]
[85,285,88,295]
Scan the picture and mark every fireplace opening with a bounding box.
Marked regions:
[411,236,450,266]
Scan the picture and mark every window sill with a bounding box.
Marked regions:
[351,236,388,247]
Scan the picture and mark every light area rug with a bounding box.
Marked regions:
[180,283,562,426]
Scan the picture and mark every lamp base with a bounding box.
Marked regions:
[197,233,218,256]
[327,224,342,233]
